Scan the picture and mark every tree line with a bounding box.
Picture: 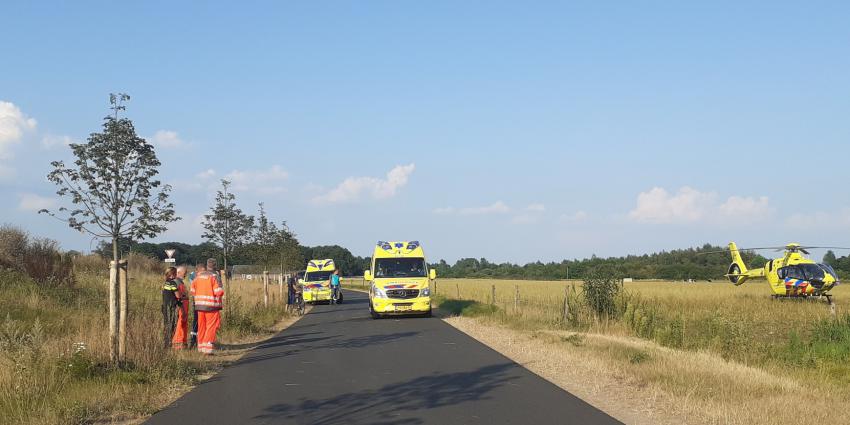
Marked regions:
[431,247,850,280]
[429,244,771,281]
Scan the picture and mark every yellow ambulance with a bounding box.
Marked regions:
[300,259,336,304]
[365,241,436,318]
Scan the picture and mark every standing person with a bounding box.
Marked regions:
[188,263,205,349]
[161,267,181,348]
[330,269,341,304]
[172,266,189,350]
[207,258,223,288]
[191,264,224,355]
[286,274,296,309]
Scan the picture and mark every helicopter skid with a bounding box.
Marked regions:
[771,293,833,304]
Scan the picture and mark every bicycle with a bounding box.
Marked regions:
[293,290,306,316]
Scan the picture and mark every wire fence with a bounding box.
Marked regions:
[341,277,601,326]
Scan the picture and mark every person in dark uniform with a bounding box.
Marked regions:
[161,267,181,348]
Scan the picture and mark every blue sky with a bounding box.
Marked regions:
[2,1,849,263]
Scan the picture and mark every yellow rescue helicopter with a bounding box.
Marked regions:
[722,242,847,302]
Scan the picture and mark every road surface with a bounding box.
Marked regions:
[146,290,621,425]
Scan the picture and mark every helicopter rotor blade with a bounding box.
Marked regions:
[696,247,784,255]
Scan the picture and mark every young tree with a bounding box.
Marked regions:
[823,250,838,267]
[253,203,277,307]
[275,221,303,273]
[42,93,178,363]
[202,179,254,300]
[253,203,277,271]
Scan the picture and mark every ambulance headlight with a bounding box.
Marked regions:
[373,285,387,299]
[420,287,431,297]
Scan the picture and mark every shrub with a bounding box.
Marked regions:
[0,225,28,270]
[0,225,74,287]
[22,238,74,287]
[582,274,622,317]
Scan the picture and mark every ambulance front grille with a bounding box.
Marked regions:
[386,289,419,299]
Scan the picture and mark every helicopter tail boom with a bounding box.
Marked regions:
[727,242,750,285]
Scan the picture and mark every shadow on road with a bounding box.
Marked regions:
[218,332,325,351]
[318,331,419,350]
[253,362,518,425]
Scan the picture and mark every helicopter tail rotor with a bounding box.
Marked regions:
[726,242,750,286]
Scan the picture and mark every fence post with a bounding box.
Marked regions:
[514,285,519,315]
[220,269,229,317]
[491,285,496,306]
[109,261,118,363]
[456,283,460,299]
[562,285,570,324]
[278,273,284,304]
[263,271,269,308]
[117,259,128,362]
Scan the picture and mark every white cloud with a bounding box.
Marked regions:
[41,134,74,150]
[313,163,415,204]
[225,165,289,194]
[629,187,771,224]
[0,101,37,159]
[559,211,588,223]
[18,193,56,212]
[196,169,216,179]
[148,130,187,149]
[718,196,771,219]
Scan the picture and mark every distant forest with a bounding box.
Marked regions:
[96,240,850,281]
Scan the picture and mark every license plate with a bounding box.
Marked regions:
[395,305,412,311]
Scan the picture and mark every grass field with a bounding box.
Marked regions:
[0,256,293,425]
[345,277,850,424]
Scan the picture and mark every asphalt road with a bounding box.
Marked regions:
[146,290,621,425]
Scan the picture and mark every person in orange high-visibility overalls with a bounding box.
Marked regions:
[191,264,224,354]
[171,266,189,350]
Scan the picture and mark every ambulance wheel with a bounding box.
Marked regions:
[370,303,380,319]
[422,308,432,318]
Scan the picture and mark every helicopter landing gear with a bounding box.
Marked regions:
[771,293,834,304]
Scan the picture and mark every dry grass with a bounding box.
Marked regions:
[0,261,295,425]
[426,278,850,425]
[447,316,850,425]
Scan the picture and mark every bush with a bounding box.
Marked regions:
[582,274,622,317]
[0,225,74,287]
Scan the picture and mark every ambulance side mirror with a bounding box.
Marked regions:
[430,269,437,280]
[298,278,304,284]
[364,270,373,281]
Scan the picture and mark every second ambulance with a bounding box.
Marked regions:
[365,241,436,318]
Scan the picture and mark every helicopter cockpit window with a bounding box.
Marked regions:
[819,263,838,278]
[777,264,826,281]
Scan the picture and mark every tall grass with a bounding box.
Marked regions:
[423,278,850,389]
[0,254,293,425]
